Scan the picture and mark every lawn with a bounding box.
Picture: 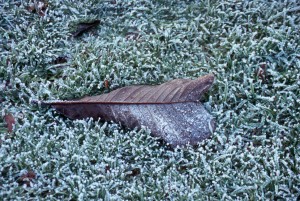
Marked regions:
[1,0,300,200]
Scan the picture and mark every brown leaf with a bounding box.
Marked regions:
[105,165,111,173]
[39,74,215,147]
[26,1,48,16]
[72,20,101,37]
[18,170,36,187]
[4,113,16,133]
[257,63,267,82]
[104,79,110,90]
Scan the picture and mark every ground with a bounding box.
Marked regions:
[0,0,300,200]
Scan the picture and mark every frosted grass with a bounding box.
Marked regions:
[1,0,299,200]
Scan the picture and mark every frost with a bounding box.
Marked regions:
[1,0,300,200]
[116,102,214,146]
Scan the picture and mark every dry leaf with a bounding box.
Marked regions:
[37,74,215,147]
[257,63,267,82]
[72,20,100,37]
[104,79,110,90]
[105,165,111,173]
[4,113,15,133]
[26,1,48,16]
[18,170,36,187]
[125,167,141,178]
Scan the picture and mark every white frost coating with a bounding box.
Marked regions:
[116,102,214,146]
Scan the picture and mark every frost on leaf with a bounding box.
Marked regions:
[39,74,216,147]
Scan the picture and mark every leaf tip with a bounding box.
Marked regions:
[201,73,215,85]
[30,99,49,107]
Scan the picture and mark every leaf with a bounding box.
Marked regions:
[18,170,36,187]
[39,74,215,147]
[26,1,48,16]
[4,113,16,133]
[125,167,141,179]
[104,79,110,90]
[256,63,268,83]
[72,20,101,37]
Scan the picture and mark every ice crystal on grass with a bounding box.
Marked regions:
[1,0,300,200]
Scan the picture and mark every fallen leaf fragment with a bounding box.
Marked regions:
[18,170,36,187]
[72,20,101,37]
[105,165,111,173]
[125,167,141,179]
[257,63,267,82]
[37,74,215,147]
[104,79,110,90]
[26,1,48,16]
[4,113,15,133]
